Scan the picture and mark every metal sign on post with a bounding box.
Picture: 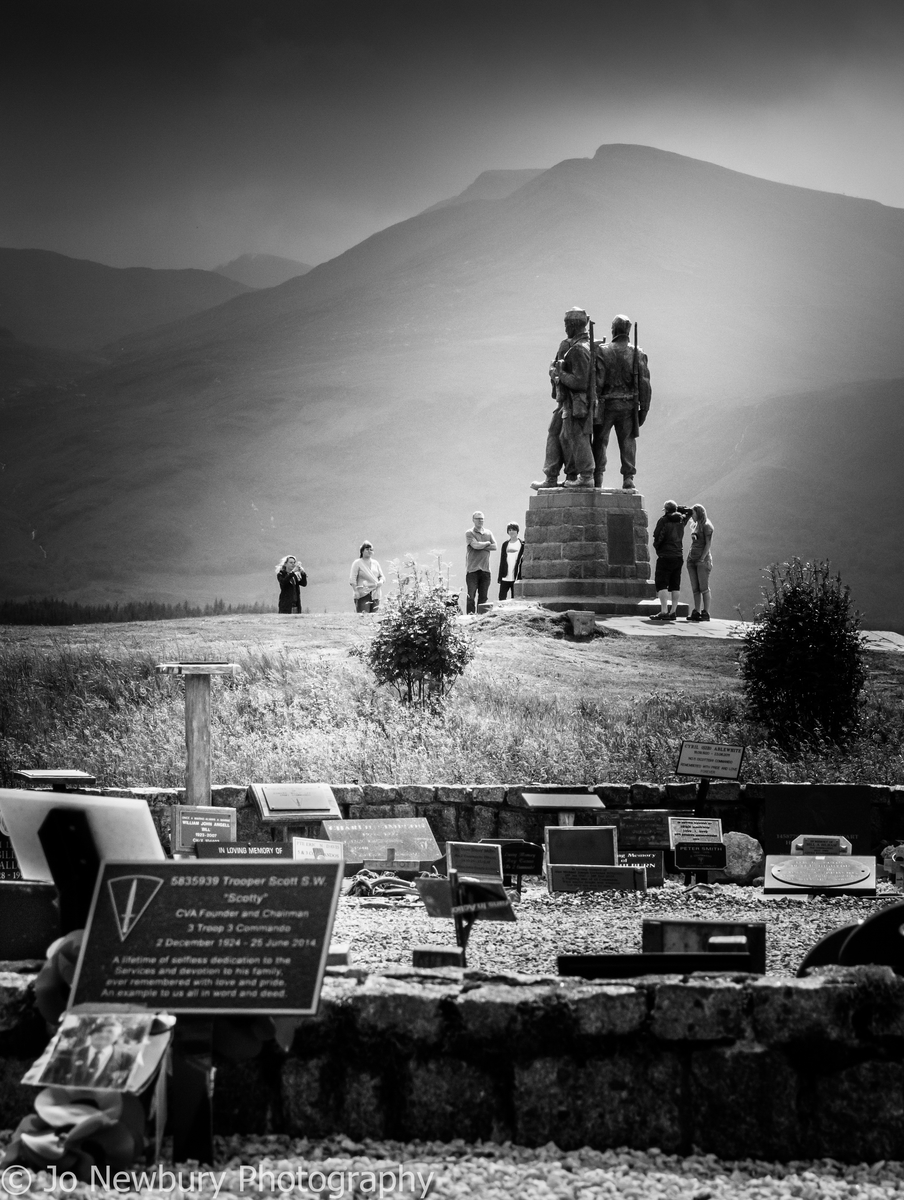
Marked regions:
[675,740,745,811]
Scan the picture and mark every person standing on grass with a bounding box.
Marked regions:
[276,554,307,614]
[650,501,691,622]
[465,511,497,614]
[686,504,714,621]
[498,522,525,601]
[349,542,384,613]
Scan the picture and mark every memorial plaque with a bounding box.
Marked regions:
[547,864,646,894]
[170,805,236,855]
[620,850,665,886]
[69,859,343,1015]
[196,842,293,859]
[0,881,59,957]
[764,854,877,895]
[642,918,767,974]
[0,832,22,881]
[674,841,728,871]
[0,789,164,883]
[762,785,872,855]
[521,791,604,811]
[559,952,757,979]
[452,877,516,922]
[545,825,618,866]
[246,783,342,824]
[675,741,745,780]
[607,512,635,566]
[791,834,852,857]
[412,946,465,968]
[479,839,545,876]
[292,837,345,861]
[668,817,722,849]
[446,841,503,881]
[609,810,693,850]
[325,818,440,869]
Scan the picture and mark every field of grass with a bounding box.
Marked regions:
[2,609,904,789]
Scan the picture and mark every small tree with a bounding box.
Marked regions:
[357,556,474,705]
[739,558,867,745]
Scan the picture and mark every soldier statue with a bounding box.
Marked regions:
[592,314,651,491]
[531,306,596,491]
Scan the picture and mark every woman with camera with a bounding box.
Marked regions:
[276,554,307,614]
[686,504,714,621]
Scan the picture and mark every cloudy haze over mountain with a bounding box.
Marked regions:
[2,1,903,269]
[2,1,904,626]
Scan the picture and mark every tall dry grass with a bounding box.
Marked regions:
[1,638,902,788]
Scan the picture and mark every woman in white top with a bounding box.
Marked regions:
[685,504,714,622]
[349,541,385,613]
[497,522,525,600]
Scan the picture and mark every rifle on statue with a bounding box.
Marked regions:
[588,317,597,424]
[631,320,640,439]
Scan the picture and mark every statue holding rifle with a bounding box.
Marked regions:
[592,314,651,491]
[531,306,597,491]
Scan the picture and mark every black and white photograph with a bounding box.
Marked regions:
[3,1,904,1196]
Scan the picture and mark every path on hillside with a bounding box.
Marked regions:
[595,614,904,653]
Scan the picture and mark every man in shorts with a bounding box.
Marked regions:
[650,501,691,621]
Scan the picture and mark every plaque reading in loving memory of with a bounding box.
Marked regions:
[69,859,343,1015]
[619,849,665,886]
[195,842,294,860]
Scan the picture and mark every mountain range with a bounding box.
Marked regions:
[2,144,903,628]
[214,254,312,289]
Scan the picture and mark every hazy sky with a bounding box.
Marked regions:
[4,0,903,269]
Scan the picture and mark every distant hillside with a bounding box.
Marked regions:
[2,145,904,625]
[421,169,546,212]
[0,326,94,394]
[0,248,250,352]
[214,253,312,289]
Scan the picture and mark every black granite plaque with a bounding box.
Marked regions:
[642,918,767,973]
[547,864,646,893]
[70,859,343,1015]
[607,512,635,566]
[195,842,293,859]
[480,839,545,875]
[325,818,440,867]
[170,806,236,854]
[619,850,665,886]
[546,825,617,866]
[0,833,22,881]
[674,841,727,871]
[0,881,59,957]
[762,785,872,855]
[609,810,693,850]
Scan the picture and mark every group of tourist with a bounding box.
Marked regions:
[650,502,714,622]
[465,512,525,613]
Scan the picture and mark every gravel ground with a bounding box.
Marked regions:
[332,879,902,976]
[6,1134,904,1198]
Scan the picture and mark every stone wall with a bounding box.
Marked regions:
[4,963,904,1160]
[95,781,904,857]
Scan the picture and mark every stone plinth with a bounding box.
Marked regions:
[514,488,657,615]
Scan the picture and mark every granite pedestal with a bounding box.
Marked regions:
[514,488,662,616]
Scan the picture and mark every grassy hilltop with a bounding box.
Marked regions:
[2,609,903,790]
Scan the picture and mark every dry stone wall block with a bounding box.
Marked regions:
[650,978,750,1042]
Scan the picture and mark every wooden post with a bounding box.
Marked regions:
[156,663,236,810]
[184,673,211,806]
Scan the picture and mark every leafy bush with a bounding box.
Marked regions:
[356,557,474,705]
[739,558,867,745]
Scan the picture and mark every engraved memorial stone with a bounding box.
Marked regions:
[196,842,294,859]
[619,849,664,885]
[764,854,877,895]
[609,809,693,850]
[545,825,618,866]
[171,805,237,855]
[446,841,503,881]
[547,864,646,893]
[762,785,872,855]
[70,859,343,1014]
[325,817,440,870]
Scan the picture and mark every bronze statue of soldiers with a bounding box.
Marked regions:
[531,306,596,490]
[592,314,651,490]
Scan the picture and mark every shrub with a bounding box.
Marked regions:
[739,558,867,745]
[356,557,474,705]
